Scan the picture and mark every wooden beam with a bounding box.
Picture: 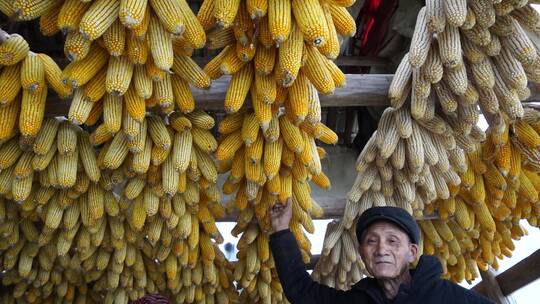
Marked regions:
[478,268,513,304]
[45,74,394,117]
[474,249,540,296]
[44,74,540,117]
[218,197,347,222]
[192,55,389,69]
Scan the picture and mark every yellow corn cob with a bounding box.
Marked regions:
[444,0,466,27]
[214,0,241,28]
[255,73,277,106]
[216,130,243,161]
[236,41,257,62]
[148,116,171,149]
[57,0,90,32]
[514,121,540,148]
[119,0,147,28]
[171,74,195,113]
[197,0,215,31]
[130,5,150,38]
[328,4,356,37]
[126,33,148,65]
[12,0,57,21]
[268,0,291,45]
[292,0,328,46]
[20,52,45,93]
[207,27,235,50]
[224,64,253,113]
[279,115,304,154]
[276,21,303,87]
[233,1,253,47]
[57,149,78,188]
[102,94,122,133]
[303,45,334,94]
[0,64,21,105]
[247,0,268,19]
[154,74,174,108]
[0,34,29,66]
[191,127,217,153]
[79,0,120,40]
[0,97,19,140]
[19,87,47,138]
[287,72,309,124]
[131,66,152,100]
[78,132,100,182]
[124,84,145,122]
[63,44,109,88]
[254,46,276,77]
[147,13,174,71]
[172,54,211,89]
[220,46,247,75]
[103,20,126,57]
[86,99,103,126]
[252,85,272,129]
[68,88,94,125]
[178,0,206,49]
[218,112,243,135]
[106,55,134,96]
[319,2,340,59]
[37,53,71,99]
[39,2,60,36]
[64,31,91,62]
[256,15,273,49]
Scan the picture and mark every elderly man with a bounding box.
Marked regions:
[269,202,493,304]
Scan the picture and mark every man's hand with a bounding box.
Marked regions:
[269,199,293,232]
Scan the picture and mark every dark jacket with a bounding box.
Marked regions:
[269,229,494,304]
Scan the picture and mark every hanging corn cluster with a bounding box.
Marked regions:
[0,112,237,303]
[200,0,354,302]
[315,0,540,288]
[40,0,212,132]
[0,33,72,143]
[419,108,540,283]
[311,220,366,290]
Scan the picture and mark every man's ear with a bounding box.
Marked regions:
[408,243,419,263]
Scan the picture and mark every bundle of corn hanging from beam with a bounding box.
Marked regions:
[419,115,540,283]
[0,32,73,143]
[315,0,540,288]
[33,0,213,132]
[0,111,240,303]
[214,109,336,303]
[311,220,366,291]
[201,0,353,128]
[198,0,352,302]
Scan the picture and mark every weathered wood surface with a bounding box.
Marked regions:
[478,268,513,304]
[45,74,395,117]
[44,74,540,117]
[474,249,540,297]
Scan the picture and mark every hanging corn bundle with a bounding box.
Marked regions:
[315,0,540,288]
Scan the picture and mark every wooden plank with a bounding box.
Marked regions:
[218,197,348,222]
[474,249,540,296]
[44,73,540,117]
[192,55,389,69]
[478,268,513,304]
[45,74,394,117]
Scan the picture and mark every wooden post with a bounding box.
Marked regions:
[479,268,514,304]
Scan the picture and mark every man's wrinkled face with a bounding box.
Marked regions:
[359,221,418,280]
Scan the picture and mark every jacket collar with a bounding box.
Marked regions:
[351,255,443,302]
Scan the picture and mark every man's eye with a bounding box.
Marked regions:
[367,239,376,244]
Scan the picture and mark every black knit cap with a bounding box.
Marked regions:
[356,206,421,244]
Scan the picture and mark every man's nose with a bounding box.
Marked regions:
[375,242,389,255]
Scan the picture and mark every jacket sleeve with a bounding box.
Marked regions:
[269,229,368,304]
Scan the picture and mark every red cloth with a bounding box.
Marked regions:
[355,0,399,56]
